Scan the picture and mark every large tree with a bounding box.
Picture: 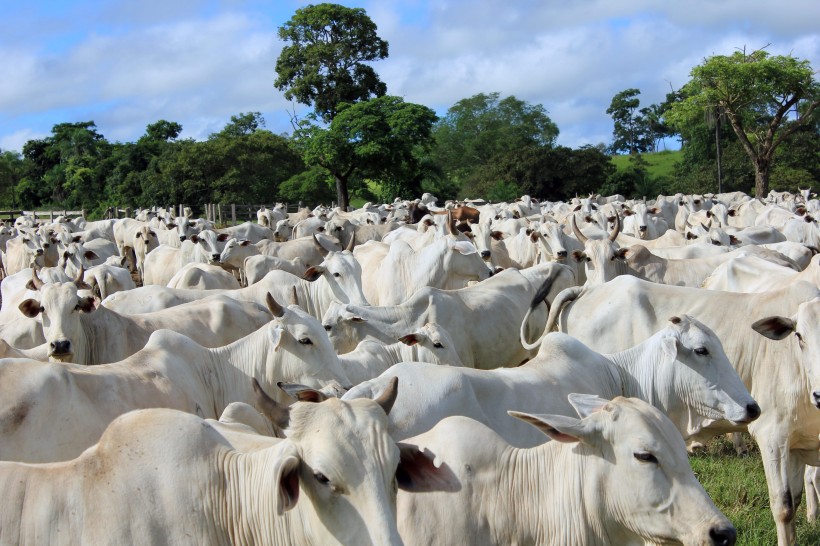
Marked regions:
[606,88,652,154]
[433,92,559,196]
[275,3,388,124]
[293,95,437,208]
[666,49,819,197]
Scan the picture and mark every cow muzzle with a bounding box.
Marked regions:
[742,401,761,422]
[556,250,567,260]
[480,250,491,260]
[49,339,72,358]
[812,391,820,410]
[709,525,737,546]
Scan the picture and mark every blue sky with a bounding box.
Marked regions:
[1,0,818,153]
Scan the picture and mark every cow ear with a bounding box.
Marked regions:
[686,232,697,240]
[728,209,736,216]
[190,234,200,244]
[398,333,420,346]
[252,378,290,429]
[19,299,43,318]
[508,411,587,443]
[72,235,82,243]
[614,248,629,260]
[728,235,741,245]
[752,316,796,340]
[491,231,504,241]
[274,449,301,515]
[567,393,610,419]
[84,250,99,261]
[240,239,251,247]
[395,443,461,493]
[571,250,585,263]
[268,325,284,351]
[277,382,328,403]
[77,296,97,313]
[134,232,142,239]
[217,233,230,241]
[302,265,323,282]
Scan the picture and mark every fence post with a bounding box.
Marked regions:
[231,204,236,225]
[218,204,223,226]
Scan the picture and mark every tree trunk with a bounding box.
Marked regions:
[335,174,349,211]
[753,159,770,198]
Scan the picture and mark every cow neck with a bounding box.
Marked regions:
[220,442,302,545]
[604,333,671,413]
[496,442,608,545]
[206,324,274,409]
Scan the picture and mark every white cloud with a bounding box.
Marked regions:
[0,0,817,153]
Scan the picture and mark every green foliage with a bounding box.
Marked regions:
[0,150,24,208]
[607,88,653,154]
[666,49,819,196]
[486,145,614,201]
[279,166,337,205]
[293,95,437,207]
[434,92,559,194]
[275,3,388,123]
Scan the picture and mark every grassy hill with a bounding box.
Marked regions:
[610,150,682,179]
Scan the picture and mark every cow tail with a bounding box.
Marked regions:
[520,285,583,351]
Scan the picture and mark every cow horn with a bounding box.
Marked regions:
[345,234,355,252]
[570,215,588,244]
[289,286,299,306]
[252,378,290,430]
[445,211,455,236]
[73,265,85,287]
[374,376,399,416]
[312,234,329,257]
[265,292,286,318]
[608,214,621,242]
[30,266,45,290]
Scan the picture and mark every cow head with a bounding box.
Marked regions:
[303,237,370,306]
[18,268,95,363]
[509,395,736,546]
[570,215,627,286]
[752,297,820,409]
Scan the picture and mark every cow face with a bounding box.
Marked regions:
[536,222,570,261]
[753,298,820,409]
[510,395,735,545]
[18,278,95,363]
[570,215,626,287]
[303,249,369,306]
[663,315,760,428]
[398,322,464,367]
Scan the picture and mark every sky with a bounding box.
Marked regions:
[1,0,818,154]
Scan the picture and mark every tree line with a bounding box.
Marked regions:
[0,3,817,218]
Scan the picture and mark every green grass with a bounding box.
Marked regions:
[690,434,820,545]
[610,150,682,179]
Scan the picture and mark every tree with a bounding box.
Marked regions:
[433,92,559,196]
[143,120,182,142]
[666,49,819,197]
[275,3,388,123]
[215,112,265,138]
[293,95,437,208]
[607,88,652,154]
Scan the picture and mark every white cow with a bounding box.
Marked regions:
[355,235,492,305]
[346,316,758,445]
[396,396,736,546]
[0,386,451,545]
[18,270,272,364]
[323,265,575,369]
[0,295,353,463]
[532,275,820,545]
[167,262,241,290]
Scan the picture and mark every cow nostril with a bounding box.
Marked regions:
[323,325,332,331]
[708,525,736,546]
[746,402,761,420]
[557,251,567,258]
[639,226,647,231]
[480,250,491,259]
[813,392,820,409]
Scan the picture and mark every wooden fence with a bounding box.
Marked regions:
[0,209,85,222]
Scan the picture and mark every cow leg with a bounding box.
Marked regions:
[755,433,797,546]
[731,432,749,456]
[805,467,820,522]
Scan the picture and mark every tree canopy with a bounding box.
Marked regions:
[293,95,437,208]
[666,49,819,197]
[275,3,389,123]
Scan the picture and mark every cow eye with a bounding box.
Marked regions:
[694,347,709,356]
[314,471,330,485]
[433,342,443,348]
[298,337,313,345]
[74,304,82,311]
[333,272,341,278]
[634,452,658,464]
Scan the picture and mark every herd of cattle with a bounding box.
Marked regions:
[0,188,817,545]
